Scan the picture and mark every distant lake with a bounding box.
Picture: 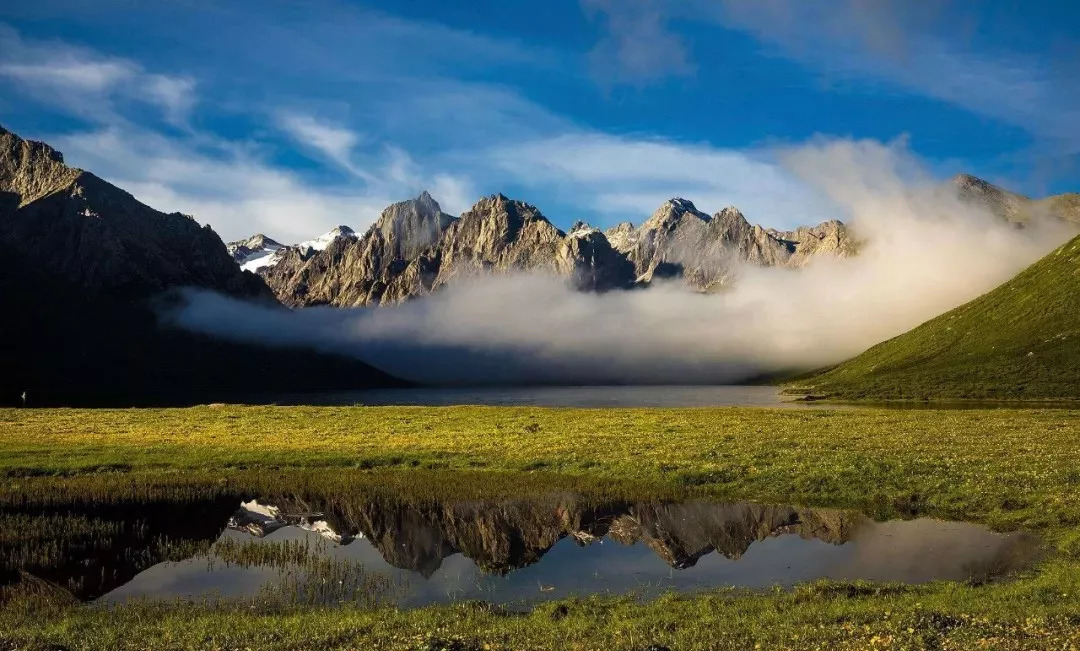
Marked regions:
[249,385,815,408]
[236,385,1080,409]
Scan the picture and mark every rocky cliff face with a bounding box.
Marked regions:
[264,193,635,307]
[0,125,268,300]
[620,199,853,289]
[258,193,852,307]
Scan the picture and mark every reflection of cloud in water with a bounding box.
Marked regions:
[824,519,1037,583]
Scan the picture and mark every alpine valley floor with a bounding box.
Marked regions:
[2,405,1080,650]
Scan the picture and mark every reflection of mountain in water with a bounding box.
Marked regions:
[230,497,864,577]
[4,492,1039,605]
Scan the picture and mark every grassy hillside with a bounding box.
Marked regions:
[791,234,1080,400]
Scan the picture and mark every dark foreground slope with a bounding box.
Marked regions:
[0,243,404,406]
[0,125,402,405]
[791,234,1080,400]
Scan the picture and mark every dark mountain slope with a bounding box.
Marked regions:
[0,125,267,299]
[791,234,1080,400]
[0,125,402,405]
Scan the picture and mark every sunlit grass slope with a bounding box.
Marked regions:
[793,234,1080,400]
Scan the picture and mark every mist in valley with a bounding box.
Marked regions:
[166,139,1073,385]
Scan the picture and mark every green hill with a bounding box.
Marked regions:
[790,234,1080,401]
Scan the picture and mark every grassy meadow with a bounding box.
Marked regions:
[1,404,1080,649]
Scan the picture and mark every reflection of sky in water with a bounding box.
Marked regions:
[102,516,1032,608]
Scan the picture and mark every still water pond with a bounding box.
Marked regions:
[5,495,1041,609]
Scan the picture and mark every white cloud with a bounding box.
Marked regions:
[0,58,135,92]
[276,112,366,177]
[50,125,473,243]
[0,25,484,241]
[0,18,852,244]
[143,74,198,125]
[485,132,837,228]
[51,126,388,241]
[0,25,197,125]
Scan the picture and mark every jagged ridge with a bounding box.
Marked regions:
[258,194,855,307]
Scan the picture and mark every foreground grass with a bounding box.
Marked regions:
[2,405,1080,649]
[4,405,1080,530]
[4,570,1080,650]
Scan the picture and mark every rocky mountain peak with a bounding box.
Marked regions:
[1,124,83,208]
[0,125,64,164]
[461,194,550,233]
[568,220,600,238]
[328,225,355,237]
[952,172,1008,194]
[373,192,456,260]
[641,197,711,233]
[951,173,1080,226]
[714,206,749,229]
[604,221,638,253]
[295,225,357,255]
[226,233,287,271]
[229,233,282,252]
[950,173,1028,223]
[666,197,701,213]
[258,189,862,307]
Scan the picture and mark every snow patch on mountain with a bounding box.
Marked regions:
[228,227,358,274]
[296,226,357,254]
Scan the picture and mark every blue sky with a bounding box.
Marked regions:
[1,0,1078,241]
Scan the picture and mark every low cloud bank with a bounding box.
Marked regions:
[166,139,1073,385]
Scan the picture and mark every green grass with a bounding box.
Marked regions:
[790,234,1080,400]
[2,404,1080,648]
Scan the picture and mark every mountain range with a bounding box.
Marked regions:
[230,192,857,308]
[231,173,1080,311]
